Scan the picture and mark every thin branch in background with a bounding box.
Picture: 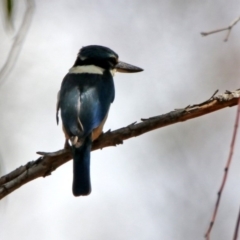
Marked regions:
[0,89,240,200]
[233,206,240,240]
[205,97,240,240]
[0,0,35,207]
[201,16,240,42]
[0,0,35,85]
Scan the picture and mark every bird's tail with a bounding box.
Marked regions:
[72,135,92,196]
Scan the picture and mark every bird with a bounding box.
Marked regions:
[56,45,143,196]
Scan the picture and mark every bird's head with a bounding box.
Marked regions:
[73,45,143,74]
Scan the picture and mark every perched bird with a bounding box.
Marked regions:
[57,45,143,196]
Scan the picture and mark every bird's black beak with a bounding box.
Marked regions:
[115,61,143,73]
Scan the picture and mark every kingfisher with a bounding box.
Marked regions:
[57,45,143,196]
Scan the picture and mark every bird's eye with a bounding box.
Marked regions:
[108,57,117,66]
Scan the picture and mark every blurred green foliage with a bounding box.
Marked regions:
[5,0,13,21]
[3,0,15,30]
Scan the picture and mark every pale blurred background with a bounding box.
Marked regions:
[1,0,240,239]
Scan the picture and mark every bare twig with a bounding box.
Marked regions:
[0,89,240,200]
[0,0,35,85]
[201,16,240,42]
[205,97,240,240]
[233,206,240,240]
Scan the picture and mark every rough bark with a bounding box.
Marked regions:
[0,89,239,199]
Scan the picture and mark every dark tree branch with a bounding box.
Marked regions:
[0,89,240,199]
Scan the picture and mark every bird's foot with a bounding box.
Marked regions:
[64,139,72,150]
